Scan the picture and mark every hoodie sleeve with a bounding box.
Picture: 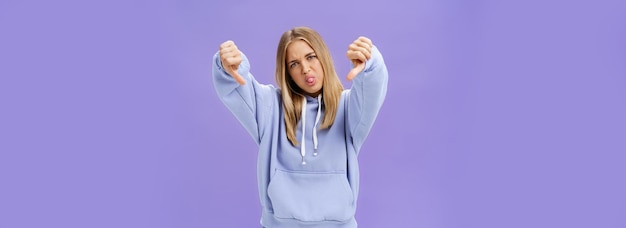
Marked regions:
[212,51,276,145]
[347,45,389,152]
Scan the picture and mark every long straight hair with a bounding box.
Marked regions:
[275,27,344,146]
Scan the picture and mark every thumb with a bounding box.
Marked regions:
[228,65,246,85]
[346,61,365,81]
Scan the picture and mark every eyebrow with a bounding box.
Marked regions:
[287,52,316,65]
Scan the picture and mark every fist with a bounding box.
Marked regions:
[346,36,373,81]
[219,40,246,85]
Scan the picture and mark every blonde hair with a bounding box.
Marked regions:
[275,26,344,146]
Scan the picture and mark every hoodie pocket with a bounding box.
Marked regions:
[267,169,355,222]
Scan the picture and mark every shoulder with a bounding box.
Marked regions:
[341,89,351,99]
[339,89,351,107]
[254,83,281,106]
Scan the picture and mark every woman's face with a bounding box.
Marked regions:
[286,40,324,97]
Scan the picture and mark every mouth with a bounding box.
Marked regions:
[305,76,316,86]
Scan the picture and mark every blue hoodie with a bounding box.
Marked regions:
[212,46,388,227]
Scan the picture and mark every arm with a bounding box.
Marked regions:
[212,43,275,144]
[347,44,389,152]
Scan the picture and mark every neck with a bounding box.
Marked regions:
[303,89,322,98]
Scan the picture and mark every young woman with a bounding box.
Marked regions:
[213,26,388,227]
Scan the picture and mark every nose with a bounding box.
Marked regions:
[301,61,310,75]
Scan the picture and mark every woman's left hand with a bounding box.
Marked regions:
[346,36,373,80]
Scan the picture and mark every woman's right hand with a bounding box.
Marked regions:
[219,40,246,85]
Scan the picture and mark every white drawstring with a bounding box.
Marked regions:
[300,96,307,165]
[299,95,323,165]
[312,95,322,156]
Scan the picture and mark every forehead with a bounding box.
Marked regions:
[286,40,314,61]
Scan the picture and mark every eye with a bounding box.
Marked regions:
[289,62,299,69]
[307,55,317,60]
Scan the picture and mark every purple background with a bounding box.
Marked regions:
[1,0,625,227]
